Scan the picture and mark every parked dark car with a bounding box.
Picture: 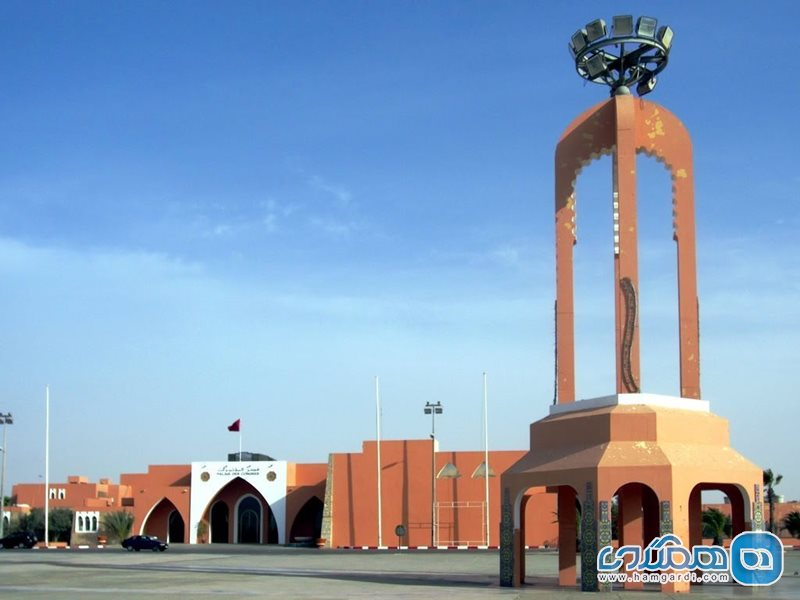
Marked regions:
[0,531,38,549]
[121,535,168,552]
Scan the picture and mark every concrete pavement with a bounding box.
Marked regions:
[0,546,797,599]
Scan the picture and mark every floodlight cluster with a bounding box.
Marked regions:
[569,15,673,96]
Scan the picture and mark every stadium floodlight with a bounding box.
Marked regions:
[612,15,634,37]
[570,29,588,56]
[636,16,658,38]
[569,15,673,96]
[658,26,674,50]
[585,54,608,79]
[636,74,657,96]
[585,19,606,43]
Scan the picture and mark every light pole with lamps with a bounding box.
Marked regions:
[423,401,442,546]
[0,412,13,538]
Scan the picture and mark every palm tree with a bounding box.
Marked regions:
[763,469,783,534]
[100,511,134,543]
[782,511,800,539]
[702,508,731,546]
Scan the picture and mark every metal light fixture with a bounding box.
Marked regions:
[612,15,633,37]
[0,412,13,538]
[569,14,673,97]
[423,403,443,416]
[636,74,657,96]
[570,29,588,56]
[658,26,674,49]
[636,16,658,38]
[585,54,608,79]
[585,19,606,42]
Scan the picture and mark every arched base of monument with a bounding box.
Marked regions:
[498,393,762,593]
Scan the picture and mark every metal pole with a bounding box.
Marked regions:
[431,407,436,547]
[424,401,442,547]
[483,372,490,546]
[0,418,7,538]
[375,376,383,548]
[45,385,50,547]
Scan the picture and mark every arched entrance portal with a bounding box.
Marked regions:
[203,477,279,544]
[141,498,187,543]
[237,496,261,543]
[290,497,323,543]
[168,510,185,544]
[211,501,229,543]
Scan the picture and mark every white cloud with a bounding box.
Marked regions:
[308,216,359,237]
[308,175,352,208]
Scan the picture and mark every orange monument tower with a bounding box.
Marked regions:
[500,15,762,593]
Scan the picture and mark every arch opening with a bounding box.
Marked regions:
[573,155,616,400]
[210,501,229,543]
[636,155,680,396]
[168,510,185,544]
[203,476,278,545]
[141,497,184,543]
[290,496,323,543]
[236,495,262,544]
[690,482,751,549]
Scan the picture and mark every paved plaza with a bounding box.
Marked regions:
[0,546,798,599]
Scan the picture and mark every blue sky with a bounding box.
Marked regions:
[0,2,798,501]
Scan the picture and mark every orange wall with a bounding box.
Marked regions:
[285,462,327,541]
[329,440,557,547]
[120,465,191,542]
[13,477,132,511]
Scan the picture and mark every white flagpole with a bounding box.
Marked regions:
[375,376,383,548]
[483,372,490,546]
[45,385,50,548]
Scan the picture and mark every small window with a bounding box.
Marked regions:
[78,516,84,531]
[58,489,66,500]
[49,489,56,499]
[92,516,98,531]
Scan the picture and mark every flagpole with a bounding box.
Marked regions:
[239,429,242,461]
[375,376,383,548]
[483,372,490,547]
[45,385,50,548]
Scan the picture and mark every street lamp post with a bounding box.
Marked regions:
[0,412,13,538]
[423,401,443,547]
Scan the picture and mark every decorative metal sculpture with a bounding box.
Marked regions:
[569,15,673,96]
[619,277,639,393]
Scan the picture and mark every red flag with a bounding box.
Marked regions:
[227,419,240,432]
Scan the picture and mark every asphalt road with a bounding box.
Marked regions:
[0,545,798,599]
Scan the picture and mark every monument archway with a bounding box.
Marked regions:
[500,15,763,593]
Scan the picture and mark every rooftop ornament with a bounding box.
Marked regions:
[569,15,673,96]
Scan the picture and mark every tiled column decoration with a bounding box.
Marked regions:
[499,487,514,587]
[659,500,672,536]
[753,483,764,531]
[580,482,598,592]
[597,499,612,592]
